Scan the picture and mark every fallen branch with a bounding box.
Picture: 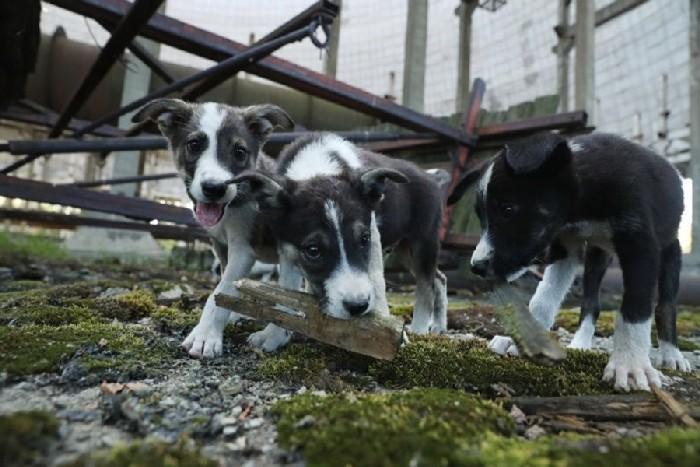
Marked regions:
[509,393,700,423]
[652,385,698,427]
[215,279,406,360]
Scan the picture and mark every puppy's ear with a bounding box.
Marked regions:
[446,162,489,205]
[243,104,294,141]
[504,133,572,176]
[357,168,409,208]
[233,171,288,209]
[131,98,192,135]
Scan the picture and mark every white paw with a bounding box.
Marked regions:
[603,352,664,391]
[568,332,593,350]
[407,321,431,335]
[488,335,520,357]
[182,324,224,358]
[656,342,692,372]
[248,324,291,352]
[428,321,447,334]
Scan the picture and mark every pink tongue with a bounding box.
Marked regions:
[194,203,224,227]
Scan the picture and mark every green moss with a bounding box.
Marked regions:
[90,290,157,321]
[471,428,700,467]
[0,304,96,326]
[0,231,69,264]
[0,322,178,378]
[150,306,200,332]
[370,336,610,396]
[257,343,373,390]
[0,410,59,467]
[0,280,47,293]
[0,280,126,310]
[63,437,216,467]
[274,388,514,467]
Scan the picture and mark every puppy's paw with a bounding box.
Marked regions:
[656,342,692,372]
[428,321,447,334]
[488,335,520,357]
[568,332,593,350]
[406,321,431,335]
[182,324,223,359]
[603,352,664,391]
[248,324,291,352]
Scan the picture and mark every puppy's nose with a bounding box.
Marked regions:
[471,260,489,277]
[343,299,370,316]
[201,181,227,200]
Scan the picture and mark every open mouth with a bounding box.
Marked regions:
[194,202,225,228]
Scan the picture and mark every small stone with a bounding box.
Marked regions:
[525,425,546,440]
[223,425,239,438]
[98,287,130,299]
[243,417,264,430]
[296,386,307,395]
[0,267,13,281]
[157,285,184,304]
[226,435,247,451]
[294,415,316,429]
[221,417,238,426]
[693,350,700,356]
[509,405,527,425]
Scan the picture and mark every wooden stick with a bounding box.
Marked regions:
[652,385,699,427]
[510,393,700,423]
[214,279,406,361]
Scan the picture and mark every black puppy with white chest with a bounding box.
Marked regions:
[449,132,691,391]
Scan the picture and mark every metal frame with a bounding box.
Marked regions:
[0,0,591,247]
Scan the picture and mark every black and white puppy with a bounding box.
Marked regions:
[132,99,296,357]
[448,132,690,391]
[238,134,448,333]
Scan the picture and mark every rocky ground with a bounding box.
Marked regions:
[1,234,700,466]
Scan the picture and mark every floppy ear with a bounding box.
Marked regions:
[131,98,192,135]
[357,168,409,207]
[503,133,572,176]
[243,104,294,140]
[446,159,493,205]
[233,171,288,209]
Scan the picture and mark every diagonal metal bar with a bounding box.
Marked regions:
[49,0,164,138]
[72,21,321,139]
[45,0,472,145]
[99,19,175,84]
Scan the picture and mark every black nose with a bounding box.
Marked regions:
[201,181,227,200]
[343,299,369,316]
[471,260,489,277]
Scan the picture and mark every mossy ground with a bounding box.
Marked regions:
[0,411,59,467]
[274,388,515,466]
[274,389,700,467]
[257,336,610,396]
[62,437,216,467]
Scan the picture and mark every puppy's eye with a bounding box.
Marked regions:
[499,202,516,218]
[233,146,248,164]
[186,136,206,154]
[360,231,371,246]
[304,244,322,260]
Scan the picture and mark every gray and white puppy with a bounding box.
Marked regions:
[132,99,296,357]
[238,133,449,334]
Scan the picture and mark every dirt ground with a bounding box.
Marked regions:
[1,241,699,467]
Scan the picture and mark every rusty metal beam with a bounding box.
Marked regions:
[62,172,179,188]
[45,0,472,145]
[0,208,207,241]
[0,106,123,137]
[0,174,196,226]
[98,19,175,84]
[49,0,164,138]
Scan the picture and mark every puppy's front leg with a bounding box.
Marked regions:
[603,232,663,391]
[247,252,301,352]
[368,212,389,316]
[182,243,255,358]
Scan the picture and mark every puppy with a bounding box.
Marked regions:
[448,132,690,391]
[237,133,448,333]
[132,99,296,357]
